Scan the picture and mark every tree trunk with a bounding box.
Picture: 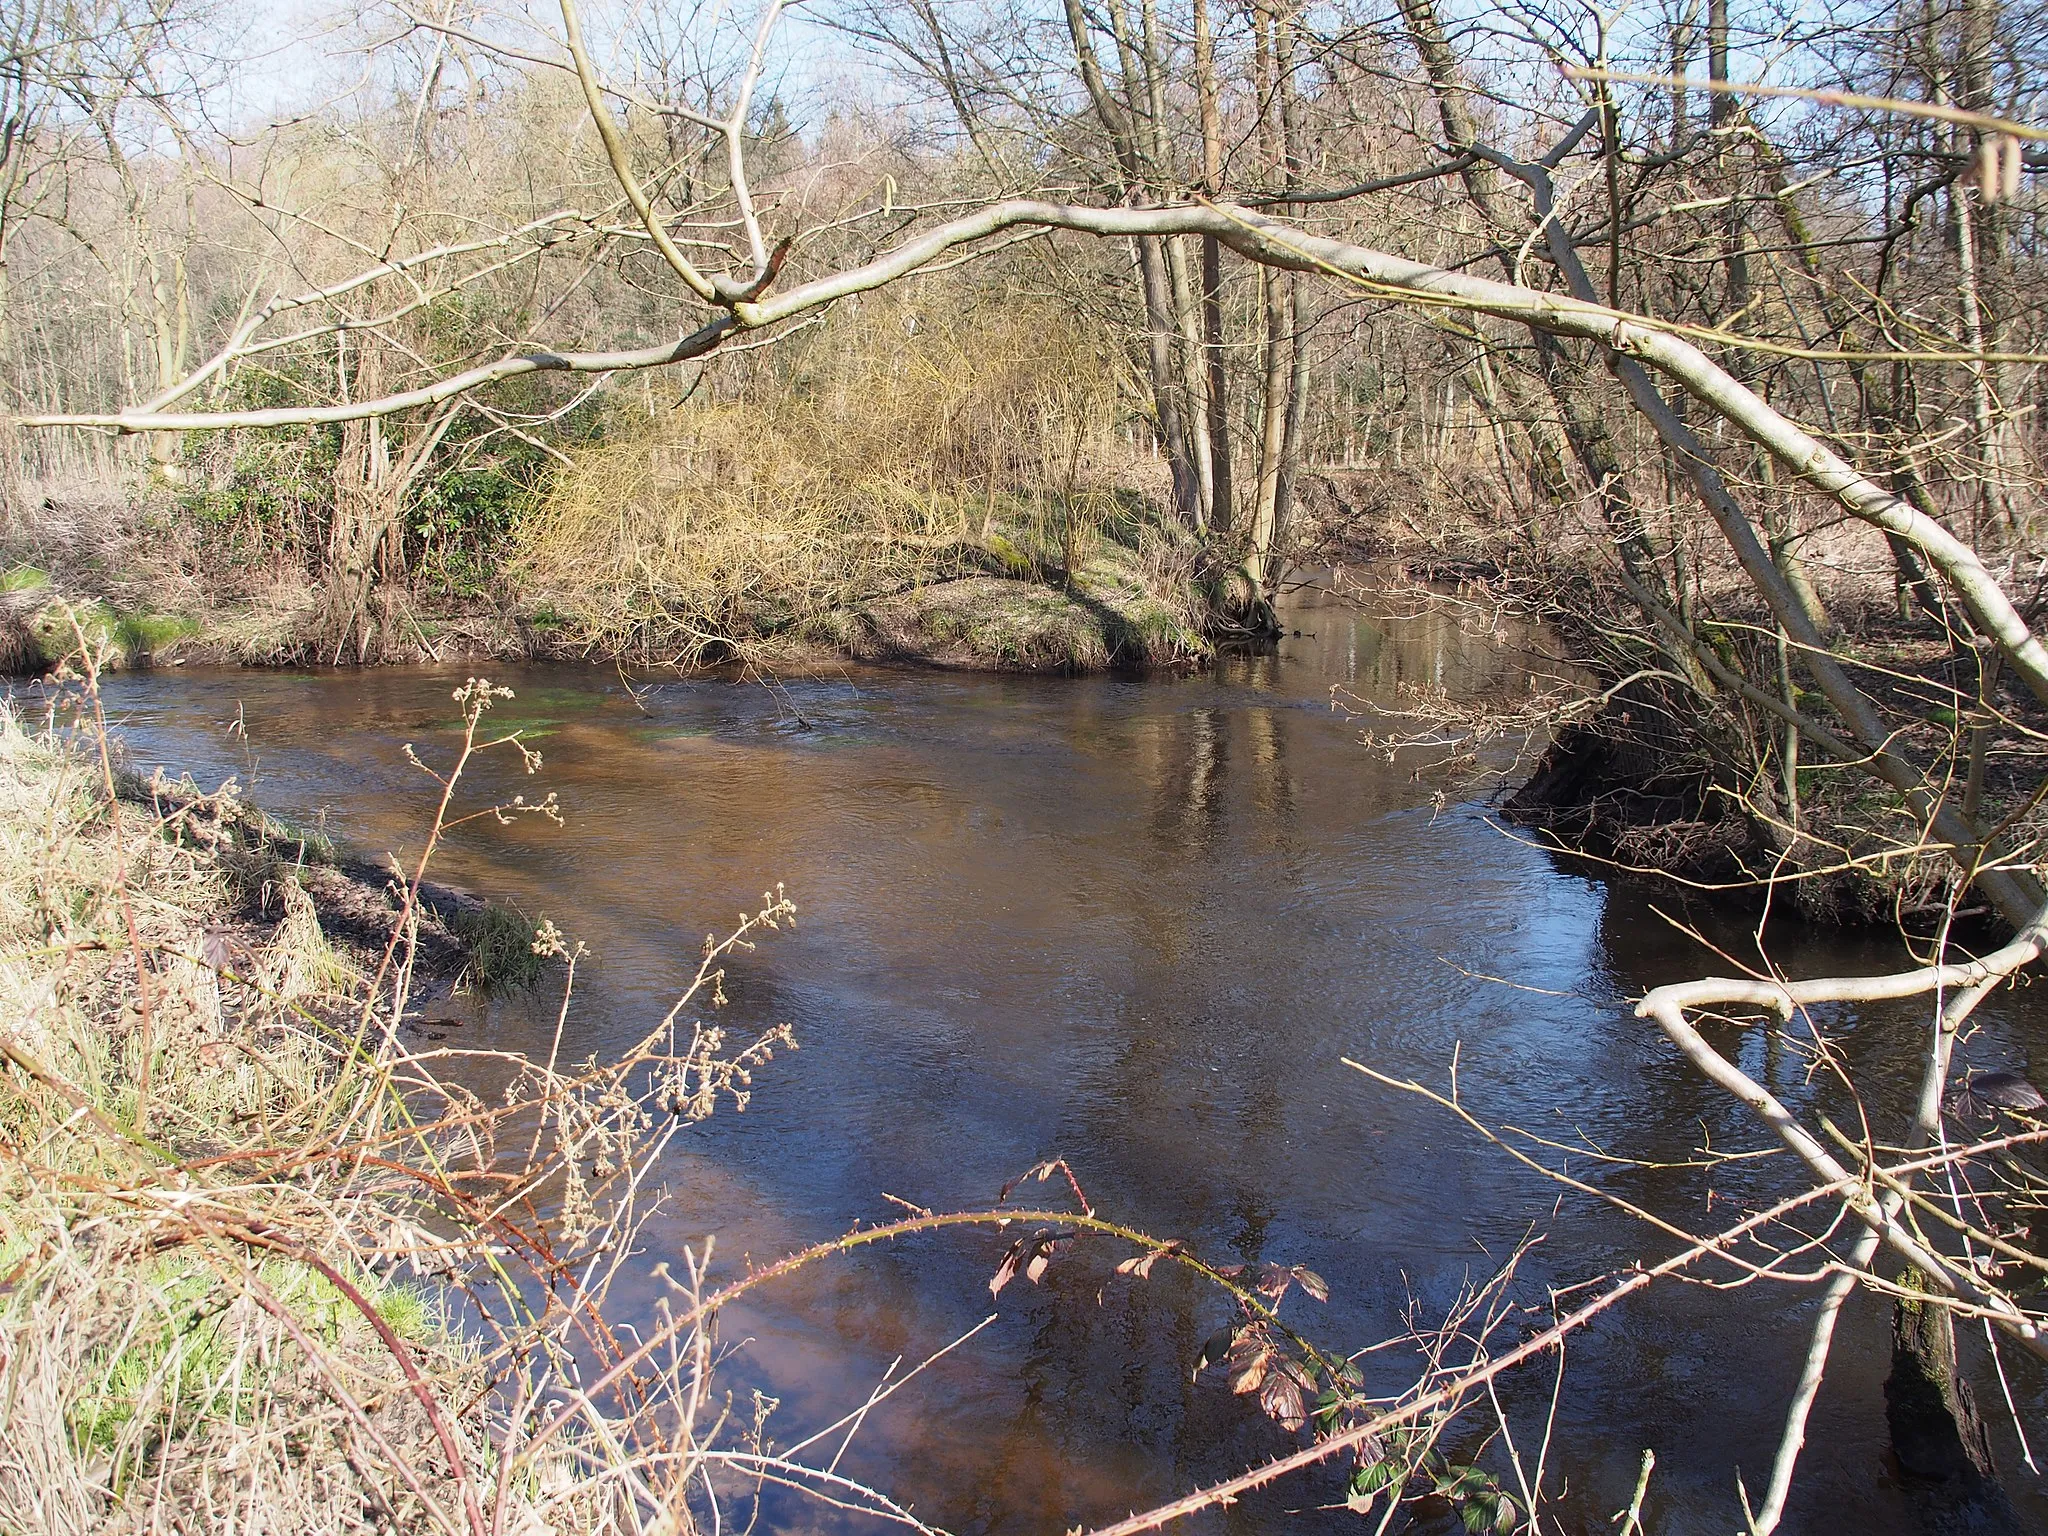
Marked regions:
[1707,0,1751,325]
[1248,4,1289,580]
[1273,0,1309,550]
[1201,235,1232,532]
[1274,263,1311,564]
[1886,1273,2022,1534]
[1193,0,1233,532]
[1059,0,1201,532]
[1132,0,1217,532]
[1134,237,1200,526]
[1249,262,1290,585]
[1164,234,1218,532]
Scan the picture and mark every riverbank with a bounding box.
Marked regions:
[1,479,1229,677]
[1284,475,2048,929]
[0,678,800,1532]
[14,461,2032,934]
[0,699,485,1528]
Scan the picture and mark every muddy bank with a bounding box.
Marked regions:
[1504,704,1797,903]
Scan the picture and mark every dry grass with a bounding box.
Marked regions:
[0,487,216,674]
[0,478,353,672]
[4,287,1211,674]
[0,665,810,1534]
[0,701,450,1532]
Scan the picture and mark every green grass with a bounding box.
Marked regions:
[60,1251,435,1471]
[256,810,340,866]
[452,900,547,991]
[114,612,199,658]
[0,565,50,593]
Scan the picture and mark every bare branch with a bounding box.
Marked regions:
[557,0,717,304]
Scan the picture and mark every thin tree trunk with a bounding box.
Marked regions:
[1759,150,1955,624]
[1275,264,1311,560]
[1194,0,1232,533]
[1398,0,1693,632]
[1061,0,1201,530]
[1271,3,1311,576]
[1248,3,1291,580]
[1134,236,1200,524]
[1669,4,1694,144]
[1708,0,1751,325]
[1164,235,1217,532]
[1130,0,1215,532]
[1250,262,1290,584]
[1953,181,2016,534]
[1200,236,1232,532]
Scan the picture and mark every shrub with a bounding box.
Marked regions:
[516,282,1138,661]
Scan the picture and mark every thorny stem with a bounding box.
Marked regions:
[511,1204,1333,1476]
[228,1218,489,1536]
[239,1269,466,1536]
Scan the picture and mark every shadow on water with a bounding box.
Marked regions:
[83,578,2048,1535]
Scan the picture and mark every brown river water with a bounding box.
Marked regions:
[90,582,2048,1534]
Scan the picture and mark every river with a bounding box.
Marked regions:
[91,581,2047,1534]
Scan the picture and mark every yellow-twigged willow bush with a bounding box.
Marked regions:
[515,282,1142,661]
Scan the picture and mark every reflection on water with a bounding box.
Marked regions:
[87,581,2046,1535]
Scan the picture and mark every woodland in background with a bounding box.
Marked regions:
[8,0,2048,1531]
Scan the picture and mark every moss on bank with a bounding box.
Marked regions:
[789,518,1213,672]
[516,490,1226,673]
[805,571,1204,670]
[0,564,203,676]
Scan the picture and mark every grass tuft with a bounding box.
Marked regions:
[0,566,50,594]
[450,900,548,992]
